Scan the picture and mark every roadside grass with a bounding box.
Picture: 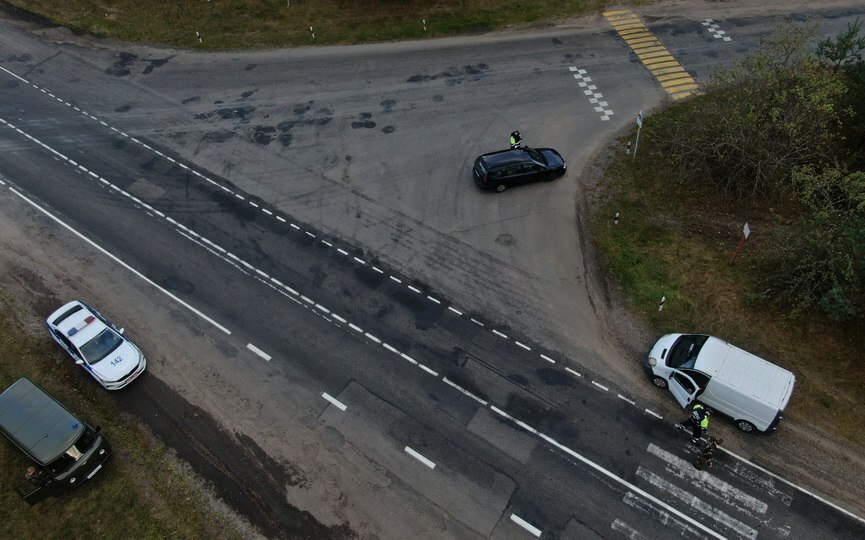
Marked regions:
[591,121,865,446]
[0,291,245,539]
[6,0,652,49]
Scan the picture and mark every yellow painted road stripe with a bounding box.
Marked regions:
[604,9,699,99]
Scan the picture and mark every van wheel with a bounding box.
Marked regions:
[651,376,668,389]
[735,420,756,433]
[496,184,506,193]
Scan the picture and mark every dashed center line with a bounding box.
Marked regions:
[246,343,272,361]
[405,446,436,469]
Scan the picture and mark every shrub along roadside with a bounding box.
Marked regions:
[0,290,247,539]
[590,23,865,445]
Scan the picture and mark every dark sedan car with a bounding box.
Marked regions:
[472,147,566,192]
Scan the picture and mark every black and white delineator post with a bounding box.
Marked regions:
[633,110,643,161]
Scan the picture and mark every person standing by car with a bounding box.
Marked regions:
[509,130,523,149]
[679,403,710,445]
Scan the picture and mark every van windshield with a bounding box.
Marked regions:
[667,335,709,369]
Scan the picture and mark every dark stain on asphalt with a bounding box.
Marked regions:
[115,103,131,112]
[241,89,256,99]
[251,125,276,145]
[407,63,490,83]
[351,112,376,129]
[5,53,32,62]
[161,275,194,294]
[142,56,172,74]
[273,104,333,146]
[552,37,563,46]
[181,96,200,104]
[433,94,444,102]
[111,136,126,150]
[537,368,571,386]
[245,63,257,71]
[507,373,529,387]
[381,126,395,134]
[209,188,257,222]
[380,99,396,112]
[354,264,385,288]
[105,52,136,76]
[217,104,255,122]
[204,130,236,143]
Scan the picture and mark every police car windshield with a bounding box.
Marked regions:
[79,329,123,363]
[667,335,708,369]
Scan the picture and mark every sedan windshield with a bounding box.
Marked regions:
[526,148,547,165]
[79,329,123,363]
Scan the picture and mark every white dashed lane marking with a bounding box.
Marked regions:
[322,392,347,411]
[405,446,436,469]
[246,343,272,361]
[510,514,542,537]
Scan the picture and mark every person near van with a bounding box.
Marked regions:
[25,466,49,487]
[680,403,710,445]
[509,131,523,149]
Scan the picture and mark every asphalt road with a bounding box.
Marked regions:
[1,1,864,538]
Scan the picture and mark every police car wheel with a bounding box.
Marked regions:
[735,420,756,433]
[651,376,668,389]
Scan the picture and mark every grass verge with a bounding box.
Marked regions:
[0,290,247,538]
[589,123,864,446]
[5,0,652,49]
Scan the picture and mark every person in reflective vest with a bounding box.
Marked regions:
[509,130,522,149]
[682,403,710,445]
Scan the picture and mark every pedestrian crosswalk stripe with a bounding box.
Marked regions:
[604,9,699,100]
[646,444,769,515]
[636,466,758,539]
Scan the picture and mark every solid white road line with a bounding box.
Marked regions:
[5,186,232,335]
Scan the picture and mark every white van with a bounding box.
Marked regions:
[645,334,796,433]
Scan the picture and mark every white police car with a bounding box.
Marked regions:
[46,301,146,390]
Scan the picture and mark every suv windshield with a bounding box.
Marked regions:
[667,335,708,369]
[79,329,123,363]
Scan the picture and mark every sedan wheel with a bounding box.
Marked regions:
[496,184,506,193]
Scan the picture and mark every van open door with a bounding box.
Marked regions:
[669,371,699,408]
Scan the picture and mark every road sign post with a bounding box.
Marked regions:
[633,110,643,161]
[730,222,751,265]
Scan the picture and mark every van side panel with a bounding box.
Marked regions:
[701,380,775,432]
